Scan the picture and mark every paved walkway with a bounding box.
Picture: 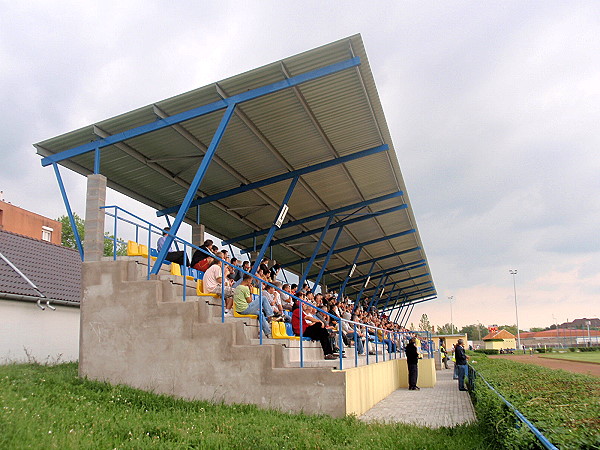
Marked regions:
[359,368,476,428]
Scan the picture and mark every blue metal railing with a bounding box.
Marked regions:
[468,365,558,450]
[101,204,432,370]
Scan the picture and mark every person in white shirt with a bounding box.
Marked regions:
[202,252,235,314]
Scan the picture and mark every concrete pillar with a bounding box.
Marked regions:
[191,223,205,247]
[84,174,107,262]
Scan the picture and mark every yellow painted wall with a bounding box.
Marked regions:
[484,339,516,350]
[343,358,437,416]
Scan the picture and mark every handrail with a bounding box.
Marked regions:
[101,204,432,369]
[468,365,558,450]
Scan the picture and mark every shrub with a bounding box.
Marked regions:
[468,354,600,449]
[473,349,499,355]
[579,346,600,352]
[568,347,577,352]
[535,348,547,353]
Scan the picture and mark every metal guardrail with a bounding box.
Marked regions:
[101,205,434,370]
[468,365,558,450]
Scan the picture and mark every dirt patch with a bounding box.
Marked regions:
[490,354,600,377]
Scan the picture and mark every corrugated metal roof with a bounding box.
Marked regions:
[34,34,436,309]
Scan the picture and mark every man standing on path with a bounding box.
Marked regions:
[455,338,469,391]
[405,337,419,390]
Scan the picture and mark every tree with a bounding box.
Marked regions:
[58,213,85,249]
[103,232,127,257]
[459,323,489,341]
[59,213,126,257]
[436,323,455,335]
[419,313,432,332]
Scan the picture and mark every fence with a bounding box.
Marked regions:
[467,365,558,450]
[100,204,433,370]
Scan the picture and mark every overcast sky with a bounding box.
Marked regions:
[1,1,598,330]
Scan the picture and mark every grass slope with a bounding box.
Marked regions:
[540,352,600,364]
[1,363,491,449]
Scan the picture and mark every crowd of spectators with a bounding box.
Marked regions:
[161,233,426,361]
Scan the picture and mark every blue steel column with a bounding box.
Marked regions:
[353,261,376,313]
[52,163,84,261]
[151,104,236,274]
[381,282,397,312]
[311,225,344,294]
[251,175,299,275]
[368,274,389,311]
[296,216,334,289]
[338,247,362,302]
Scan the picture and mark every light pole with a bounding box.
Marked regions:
[586,320,591,347]
[509,269,521,350]
[448,296,454,334]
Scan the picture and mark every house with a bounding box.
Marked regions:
[0,228,81,363]
[482,328,516,351]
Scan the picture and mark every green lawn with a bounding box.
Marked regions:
[540,352,600,364]
[0,363,492,449]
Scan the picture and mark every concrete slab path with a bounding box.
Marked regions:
[359,368,476,428]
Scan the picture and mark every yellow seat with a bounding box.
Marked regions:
[234,309,258,319]
[139,244,149,258]
[127,240,140,256]
[170,263,181,277]
[272,321,292,339]
[196,280,219,298]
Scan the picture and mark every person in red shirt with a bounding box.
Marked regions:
[292,301,335,360]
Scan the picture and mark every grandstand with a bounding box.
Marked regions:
[34,34,437,416]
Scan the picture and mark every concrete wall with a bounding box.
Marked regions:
[0,201,62,245]
[0,299,79,363]
[344,358,437,416]
[80,259,347,417]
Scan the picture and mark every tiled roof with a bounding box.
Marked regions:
[0,229,81,304]
[519,329,600,338]
[482,329,516,341]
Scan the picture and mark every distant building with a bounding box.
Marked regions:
[482,329,516,350]
[519,328,600,348]
[0,200,62,245]
[559,318,600,329]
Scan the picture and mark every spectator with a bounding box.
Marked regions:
[190,239,213,268]
[405,337,420,390]
[157,227,189,266]
[455,338,469,391]
[202,252,235,315]
[234,275,273,338]
[292,302,336,360]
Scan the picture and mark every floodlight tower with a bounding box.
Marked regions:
[509,269,521,350]
[448,296,454,334]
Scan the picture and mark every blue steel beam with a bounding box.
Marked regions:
[151,105,236,274]
[280,228,416,269]
[336,247,362,302]
[221,190,403,245]
[159,144,389,217]
[240,204,408,254]
[311,225,344,293]
[297,216,334,289]
[251,176,299,275]
[320,247,421,277]
[327,260,427,289]
[368,274,389,310]
[361,273,430,294]
[41,57,361,168]
[370,282,433,308]
[52,163,84,261]
[353,261,376,312]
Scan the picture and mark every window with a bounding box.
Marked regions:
[42,226,53,242]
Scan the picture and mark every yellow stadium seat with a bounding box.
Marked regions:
[196,280,219,298]
[170,263,181,277]
[139,244,149,258]
[127,240,140,256]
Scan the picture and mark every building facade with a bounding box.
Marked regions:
[0,200,62,245]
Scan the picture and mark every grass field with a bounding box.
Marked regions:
[0,363,493,449]
[540,352,600,364]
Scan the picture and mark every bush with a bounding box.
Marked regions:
[473,349,499,355]
[579,346,600,352]
[568,347,577,352]
[535,348,547,353]
[468,354,600,449]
